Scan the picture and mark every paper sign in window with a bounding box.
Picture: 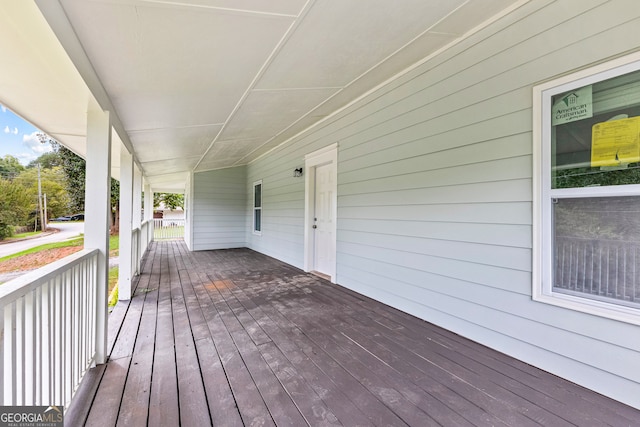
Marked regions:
[591,116,640,166]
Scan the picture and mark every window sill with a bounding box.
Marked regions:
[533,289,640,326]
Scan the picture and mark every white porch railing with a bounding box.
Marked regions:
[132,228,140,276]
[131,220,154,276]
[0,249,100,408]
[555,236,640,307]
[154,218,184,240]
[140,219,153,256]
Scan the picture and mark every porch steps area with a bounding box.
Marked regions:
[66,241,640,426]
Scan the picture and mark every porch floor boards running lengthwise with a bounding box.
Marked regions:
[66,241,640,426]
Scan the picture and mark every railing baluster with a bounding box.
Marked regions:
[0,248,139,408]
[589,244,594,294]
[553,237,640,308]
[42,282,50,405]
[154,218,184,240]
[635,247,639,303]
[581,244,586,292]
[25,291,35,404]
[17,298,25,405]
[55,273,62,405]
[79,261,85,378]
[0,302,4,404]
[3,303,15,404]
[64,268,72,405]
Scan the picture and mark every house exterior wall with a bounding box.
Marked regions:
[246,159,306,268]
[159,209,184,220]
[244,0,640,409]
[192,166,247,250]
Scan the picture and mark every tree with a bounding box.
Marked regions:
[111,178,120,234]
[0,154,25,180]
[51,141,86,213]
[0,177,31,239]
[153,192,184,210]
[161,193,183,210]
[27,151,62,169]
[13,166,71,221]
[39,134,121,232]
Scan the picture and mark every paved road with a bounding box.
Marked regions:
[0,222,85,258]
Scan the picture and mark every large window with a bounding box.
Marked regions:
[534,52,640,325]
[253,180,262,235]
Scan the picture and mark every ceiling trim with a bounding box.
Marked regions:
[193,0,315,171]
[243,0,532,166]
[136,0,299,18]
[127,123,226,134]
[252,87,343,92]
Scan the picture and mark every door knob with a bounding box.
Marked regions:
[312,225,317,229]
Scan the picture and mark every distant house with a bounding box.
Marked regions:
[154,203,184,222]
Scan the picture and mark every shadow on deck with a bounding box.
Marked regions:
[66,241,640,426]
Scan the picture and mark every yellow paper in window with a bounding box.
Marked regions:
[591,116,640,167]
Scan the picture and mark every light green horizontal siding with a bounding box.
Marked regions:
[192,167,247,250]
[244,0,640,409]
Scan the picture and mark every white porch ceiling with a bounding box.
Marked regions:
[0,0,525,192]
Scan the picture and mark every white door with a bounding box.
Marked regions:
[313,162,335,276]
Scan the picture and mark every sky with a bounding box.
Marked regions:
[0,104,53,165]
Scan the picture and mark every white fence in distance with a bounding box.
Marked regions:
[153,218,184,240]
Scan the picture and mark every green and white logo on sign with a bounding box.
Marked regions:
[552,85,593,126]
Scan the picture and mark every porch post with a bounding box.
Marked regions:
[144,183,153,243]
[85,109,111,365]
[118,146,134,301]
[144,183,153,221]
[133,165,142,272]
[133,165,142,229]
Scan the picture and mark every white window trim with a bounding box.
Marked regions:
[533,51,640,326]
[253,180,262,236]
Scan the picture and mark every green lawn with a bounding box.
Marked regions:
[0,237,84,263]
[108,266,119,307]
[0,234,119,263]
[109,234,119,255]
[1,234,121,304]
[10,231,42,239]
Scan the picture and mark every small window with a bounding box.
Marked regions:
[534,52,640,325]
[253,180,262,235]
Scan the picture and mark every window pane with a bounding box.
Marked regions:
[552,69,640,189]
[553,196,640,307]
[254,209,261,232]
[254,184,262,208]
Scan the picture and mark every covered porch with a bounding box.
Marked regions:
[2,0,640,417]
[66,241,640,426]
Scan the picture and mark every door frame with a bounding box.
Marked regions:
[303,143,338,283]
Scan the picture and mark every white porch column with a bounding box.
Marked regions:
[133,165,142,229]
[85,109,111,365]
[118,146,134,301]
[133,165,142,272]
[144,182,153,245]
[144,183,153,222]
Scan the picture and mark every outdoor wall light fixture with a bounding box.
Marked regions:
[293,167,303,177]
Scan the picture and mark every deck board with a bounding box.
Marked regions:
[116,248,159,427]
[147,242,179,427]
[65,243,640,426]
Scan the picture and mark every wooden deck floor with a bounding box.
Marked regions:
[66,241,640,426]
